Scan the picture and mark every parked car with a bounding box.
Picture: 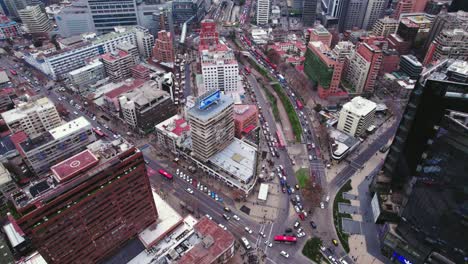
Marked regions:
[280,251,289,258]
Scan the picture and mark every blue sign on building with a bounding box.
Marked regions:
[199,90,221,110]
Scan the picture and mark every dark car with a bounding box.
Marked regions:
[223,214,230,220]
[310,221,317,229]
[285,228,293,233]
[313,155,317,160]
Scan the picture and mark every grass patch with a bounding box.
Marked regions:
[333,180,353,253]
[272,83,302,142]
[302,237,324,262]
[259,84,281,122]
[295,168,309,188]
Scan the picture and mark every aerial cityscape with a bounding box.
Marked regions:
[0,0,466,263]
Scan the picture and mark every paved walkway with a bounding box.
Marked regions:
[343,151,388,264]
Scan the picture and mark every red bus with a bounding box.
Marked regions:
[244,67,251,75]
[296,99,303,110]
[276,131,285,148]
[274,235,297,244]
[93,128,106,137]
[9,69,17,75]
[159,169,173,180]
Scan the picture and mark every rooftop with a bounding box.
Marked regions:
[120,81,170,107]
[342,96,377,117]
[101,49,129,62]
[155,115,190,138]
[104,78,146,99]
[48,116,90,140]
[68,59,103,76]
[177,217,235,264]
[188,92,234,121]
[233,105,257,121]
[209,138,257,183]
[50,149,99,183]
[0,71,9,84]
[1,97,56,124]
[329,128,360,160]
[402,55,422,67]
[138,189,183,248]
[10,138,134,211]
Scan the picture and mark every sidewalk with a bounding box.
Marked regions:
[343,151,387,264]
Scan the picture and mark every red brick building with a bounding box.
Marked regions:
[152,30,174,63]
[131,64,150,80]
[199,19,219,50]
[8,145,158,264]
[233,105,258,138]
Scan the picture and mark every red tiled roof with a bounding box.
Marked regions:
[177,217,235,264]
[51,149,99,183]
[242,124,256,134]
[104,79,146,99]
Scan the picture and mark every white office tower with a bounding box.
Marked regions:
[18,5,53,34]
[337,96,376,137]
[256,0,270,25]
[200,45,240,94]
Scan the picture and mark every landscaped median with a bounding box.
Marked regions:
[295,168,309,189]
[302,237,324,263]
[333,180,353,253]
[272,83,302,142]
[260,84,281,122]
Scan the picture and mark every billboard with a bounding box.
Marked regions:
[199,90,221,110]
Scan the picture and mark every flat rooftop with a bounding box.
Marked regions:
[155,114,190,138]
[329,128,360,160]
[209,138,257,183]
[51,149,99,183]
[341,96,377,117]
[188,93,233,122]
[138,189,183,248]
[10,138,134,210]
[49,116,91,140]
[1,97,55,124]
[233,104,257,121]
[68,59,103,76]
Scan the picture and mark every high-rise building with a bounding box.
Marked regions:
[362,0,389,30]
[256,0,270,25]
[1,97,61,137]
[396,13,434,47]
[343,42,383,94]
[337,96,376,136]
[372,16,398,37]
[371,59,468,264]
[413,0,429,12]
[338,0,368,32]
[119,81,176,132]
[152,30,174,63]
[200,45,240,94]
[423,9,468,51]
[117,42,140,64]
[10,117,97,175]
[392,0,413,19]
[448,0,468,12]
[87,0,138,34]
[188,90,234,162]
[379,49,400,75]
[54,0,95,37]
[7,142,158,263]
[399,54,423,78]
[304,41,354,98]
[423,28,468,65]
[152,6,174,35]
[102,49,135,82]
[302,0,318,26]
[135,26,154,59]
[172,0,197,27]
[199,19,219,49]
[18,5,53,34]
[424,0,451,15]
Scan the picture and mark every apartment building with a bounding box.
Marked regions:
[152,30,174,63]
[343,43,382,94]
[11,117,97,176]
[68,59,106,92]
[423,28,468,65]
[256,0,270,25]
[200,45,239,94]
[362,0,389,30]
[1,97,61,137]
[233,105,258,138]
[372,16,399,37]
[102,50,135,82]
[0,15,20,40]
